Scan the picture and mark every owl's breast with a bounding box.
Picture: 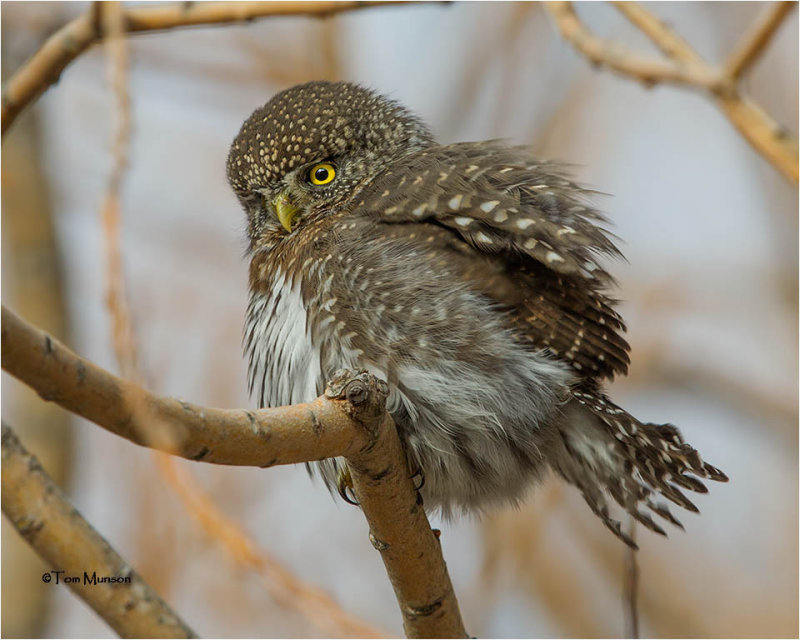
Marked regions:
[244,267,324,408]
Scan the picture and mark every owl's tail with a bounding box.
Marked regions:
[550,388,728,548]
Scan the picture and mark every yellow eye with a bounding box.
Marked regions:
[309,162,336,186]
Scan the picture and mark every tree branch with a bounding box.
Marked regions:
[542,2,720,90]
[544,1,799,183]
[1,422,197,639]
[724,1,795,80]
[1,305,468,637]
[610,1,706,65]
[2,305,363,466]
[0,1,419,136]
[624,519,639,638]
[342,374,466,638]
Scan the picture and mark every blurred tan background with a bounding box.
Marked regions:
[2,2,797,638]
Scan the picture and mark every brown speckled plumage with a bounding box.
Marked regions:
[228,81,726,547]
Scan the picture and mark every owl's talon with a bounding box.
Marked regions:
[337,468,359,506]
[338,483,360,506]
[410,467,426,491]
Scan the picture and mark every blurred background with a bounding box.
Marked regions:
[2,2,797,637]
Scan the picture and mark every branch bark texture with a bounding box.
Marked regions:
[1,305,364,466]
[327,372,467,638]
[1,422,196,639]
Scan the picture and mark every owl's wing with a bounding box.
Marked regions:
[360,142,630,379]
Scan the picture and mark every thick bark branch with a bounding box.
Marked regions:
[2,422,196,639]
[340,375,467,638]
[2,305,365,466]
[0,1,418,135]
[1,306,468,637]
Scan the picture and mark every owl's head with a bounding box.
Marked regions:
[227,81,434,247]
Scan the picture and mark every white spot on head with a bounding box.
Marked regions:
[480,200,499,213]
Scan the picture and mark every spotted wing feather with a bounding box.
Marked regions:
[364,142,620,282]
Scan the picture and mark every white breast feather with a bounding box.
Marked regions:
[245,269,322,408]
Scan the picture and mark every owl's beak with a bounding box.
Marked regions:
[273,192,299,233]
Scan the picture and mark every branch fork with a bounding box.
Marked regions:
[545,1,798,183]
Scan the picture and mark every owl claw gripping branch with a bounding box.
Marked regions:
[227,81,727,548]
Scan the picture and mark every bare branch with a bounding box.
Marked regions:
[718,93,799,181]
[343,374,466,638]
[0,1,422,135]
[99,1,139,383]
[723,2,796,80]
[543,2,721,90]
[1,422,197,639]
[611,1,706,65]
[1,305,364,466]
[545,1,799,183]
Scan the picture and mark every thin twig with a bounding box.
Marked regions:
[544,1,799,183]
[1,1,420,135]
[1,423,197,639]
[543,2,721,89]
[723,2,796,80]
[100,1,138,383]
[624,518,640,638]
[611,1,705,65]
[1,308,468,637]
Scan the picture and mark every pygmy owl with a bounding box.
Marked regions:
[227,81,726,547]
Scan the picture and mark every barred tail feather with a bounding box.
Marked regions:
[551,390,728,549]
